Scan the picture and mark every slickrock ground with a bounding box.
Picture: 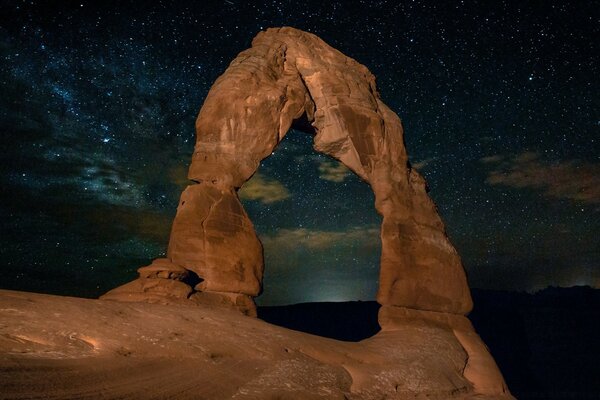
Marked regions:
[0,290,513,400]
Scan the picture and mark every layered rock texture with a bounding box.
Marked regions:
[0,290,512,399]
[103,26,472,316]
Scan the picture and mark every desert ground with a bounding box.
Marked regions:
[0,289,512,400]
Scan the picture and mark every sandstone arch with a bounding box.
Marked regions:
[98,28,514,397]
[103,27,472,318]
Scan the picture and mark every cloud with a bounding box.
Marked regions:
[7,147,149,209]
[261,226,380,251]
[479,155,504,164]
[482,152,600,204]
[411,157,436,170]
[318,160,351,182]
[238,173,290,204]
[257,226,381,305]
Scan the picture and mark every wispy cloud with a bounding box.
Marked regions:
[411,157,436,170]
[261,226,380,251]
[479,155,504,164]
[238,173,290,204]
[318,160,351,182]
[258,226,381,305]
[482,152,600,204]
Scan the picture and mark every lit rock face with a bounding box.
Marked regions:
[105,27,472,315]
[167,184,263,296]
[0,290,513,399]
[173,26,471,314]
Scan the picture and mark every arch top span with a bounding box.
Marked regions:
[103,27,473,317]
[188,27,386,188]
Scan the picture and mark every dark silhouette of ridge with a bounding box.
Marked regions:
[258,301,381,342]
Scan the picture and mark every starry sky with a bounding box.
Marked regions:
[1,0,598,305]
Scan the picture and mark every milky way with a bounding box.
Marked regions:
[1,0,598,304]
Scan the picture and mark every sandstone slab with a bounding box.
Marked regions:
[0,290,513,399]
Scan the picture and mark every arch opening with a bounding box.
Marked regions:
[238,129,382,340]
[239,129,382,307]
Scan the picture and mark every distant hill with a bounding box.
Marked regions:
[258,286,600,400]
[469,286,600,400]
[258,300,381,342]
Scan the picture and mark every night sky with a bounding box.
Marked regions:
[1,0,598,305]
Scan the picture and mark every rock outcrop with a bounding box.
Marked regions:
[104,26,471,316]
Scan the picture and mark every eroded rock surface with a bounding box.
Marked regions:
[167,184,263,296]
[0,290,513,400]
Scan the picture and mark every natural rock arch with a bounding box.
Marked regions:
[100,28,512,396]
[103,27,472,319]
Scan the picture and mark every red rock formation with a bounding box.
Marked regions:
[92,27,510,398]
[104,27,473,316]
[0,290,514,399]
